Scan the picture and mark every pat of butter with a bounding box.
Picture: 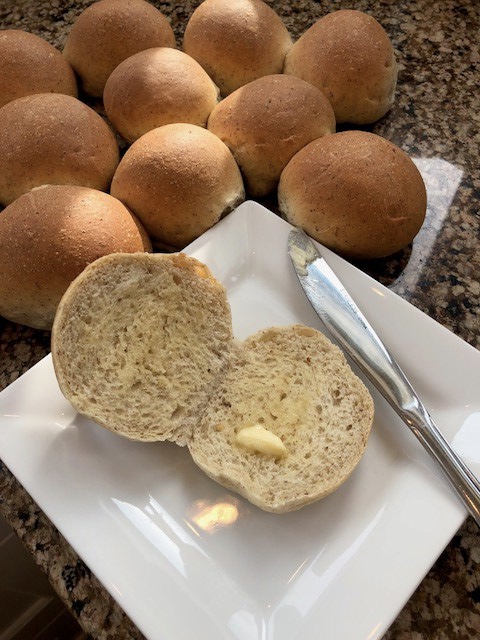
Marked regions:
[235,424,287,458]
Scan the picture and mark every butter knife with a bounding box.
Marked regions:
[288,227,480,526]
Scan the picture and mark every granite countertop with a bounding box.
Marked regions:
[0,0,479,638]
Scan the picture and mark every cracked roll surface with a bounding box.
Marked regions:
[278,130,427,259]
[51,253,233,445]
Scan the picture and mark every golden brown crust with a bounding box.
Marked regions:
[0,30,77,108]
[183,0,292,96]
[284,9,397,124]
[278,130,427,259]
[0,185,151,330]
[110,123,245,249]
[103,47,219,143]
[63,0,176,97]
[0,93,119,206]
[207,74,335,196]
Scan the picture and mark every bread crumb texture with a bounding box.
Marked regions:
[189,325,374,513]
[52,254,374,513]
[51,252,233,445]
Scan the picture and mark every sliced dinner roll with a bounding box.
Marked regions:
[51,252,374,512]
[278,130,427,259]
[0,185,151,330]
[183,0,292,96]
[0,30,77,108]
[189,325,374,513]
[63,0,176,97]
[52,252,234,445]
[284,9,397,124]
[104,48,219,143]
[110,123,245,249]
[0,93,119,206]
[207,74,335,197]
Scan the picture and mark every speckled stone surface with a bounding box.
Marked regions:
[0,1,479,639]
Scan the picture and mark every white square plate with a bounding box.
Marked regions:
[1,201,479,640]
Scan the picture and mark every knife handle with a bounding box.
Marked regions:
[301,250,480,526]
[334,311,480,526]
[399,397,480,526]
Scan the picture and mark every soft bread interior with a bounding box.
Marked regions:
[52,254,374,512]
[189,325,374,512]
[52,252,233,444]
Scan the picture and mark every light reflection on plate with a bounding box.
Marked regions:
[0,201,479,640]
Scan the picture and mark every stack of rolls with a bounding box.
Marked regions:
[0,0,427,330]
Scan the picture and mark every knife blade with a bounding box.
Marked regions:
[288,226,480,526]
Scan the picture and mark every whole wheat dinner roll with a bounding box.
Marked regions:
[183,0,292,96]
[278,131,427,259]
[63,0,176,97]
[0,93,119,206]
[52,252,234,446]
[0,185,151,330]
[0,30,77,109]
[207,74,335,197]
[51,250,374,512]
[110,123,245,249]
[190,324,374,513]
[104,48,219,143]
[284,9,397,124]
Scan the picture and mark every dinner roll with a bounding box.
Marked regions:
[190,324,374,513]
[278,131,427,259]
[0,94,119,206]
[63,0,176,97]
[104,48,219,143]
[52,252,233,445]
[0,30,77,108]
[284,9,397,124]
[0,185,151,330]
[207,74,335,197]
[110,123,245,249]
[51,250,374,512]
[183,0,292,96]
